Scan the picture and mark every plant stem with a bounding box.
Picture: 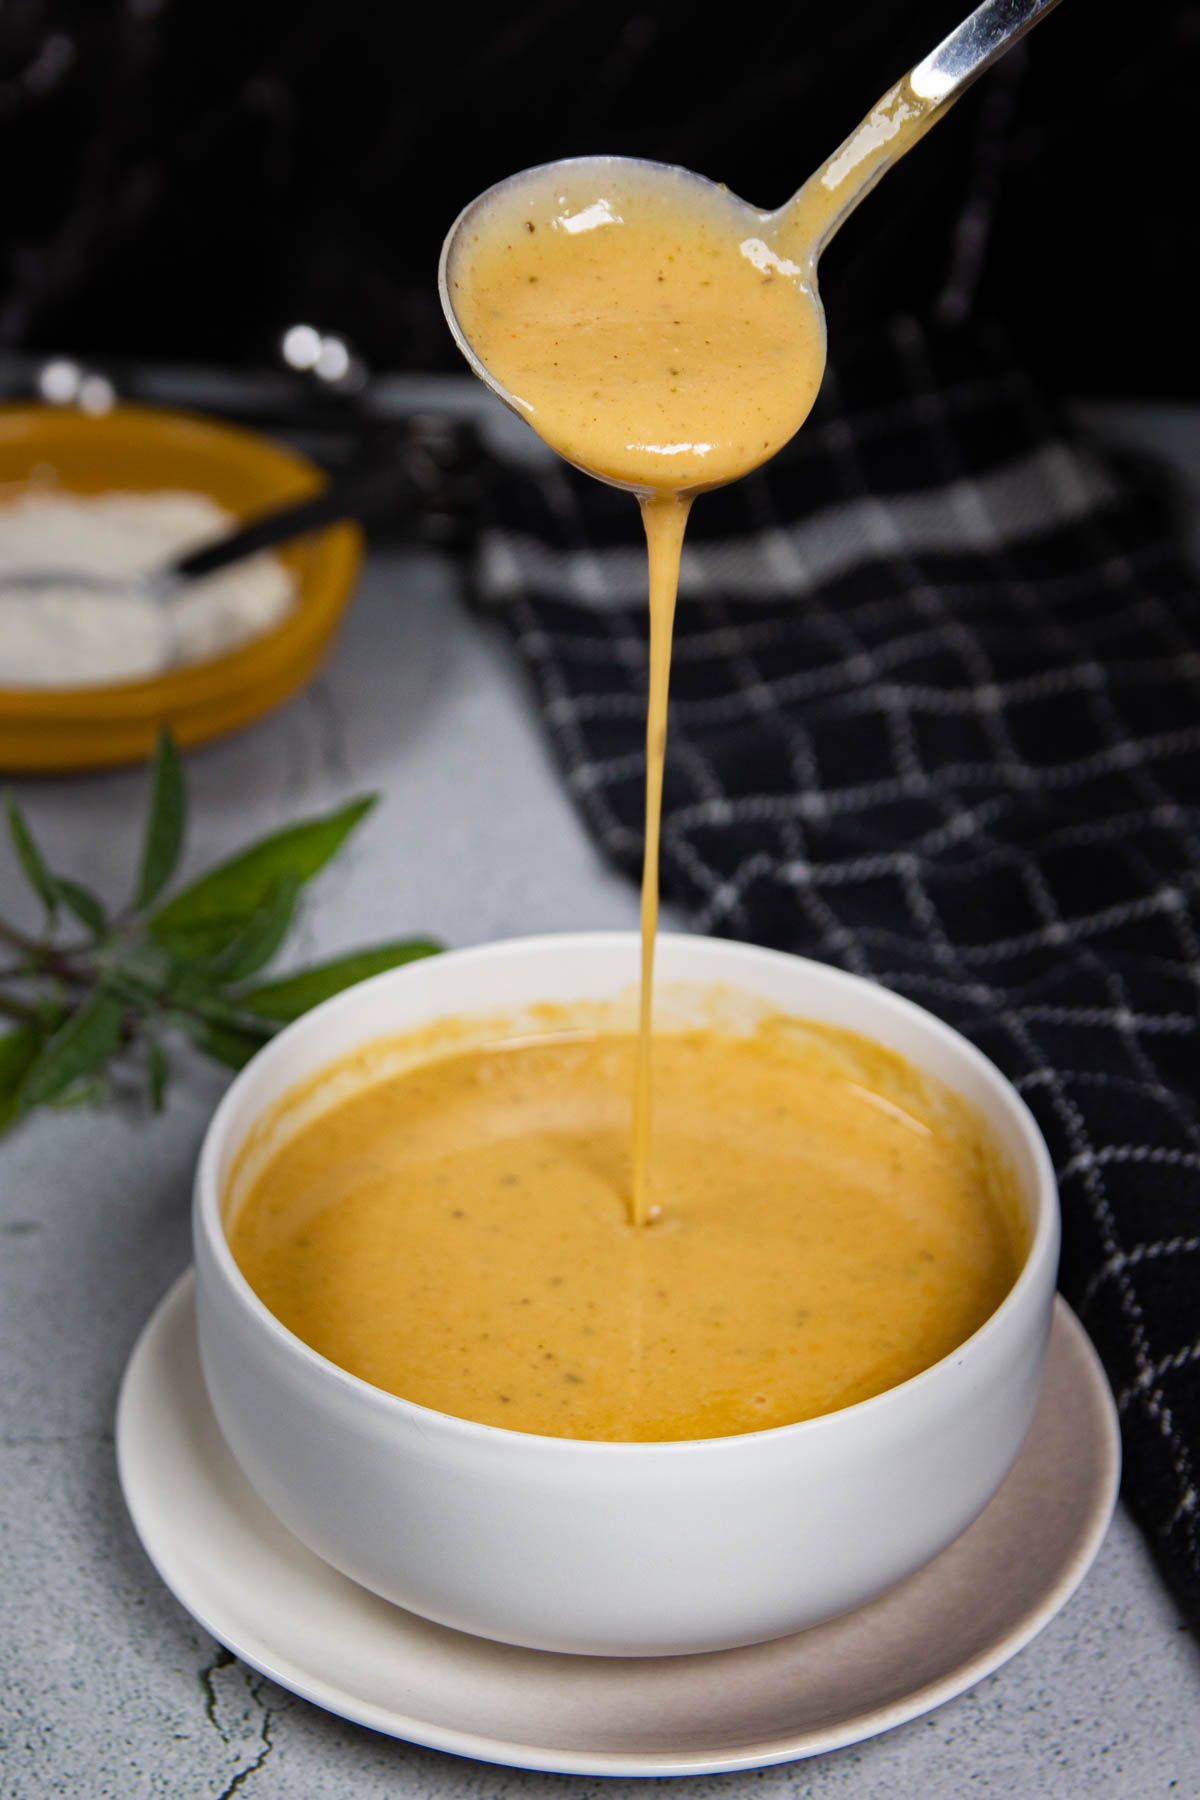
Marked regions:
[40,950,92,985]
[0,917,39,955]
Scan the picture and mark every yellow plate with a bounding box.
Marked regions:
[0,403,363,772]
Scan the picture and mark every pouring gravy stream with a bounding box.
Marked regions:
[447,117,937,1220]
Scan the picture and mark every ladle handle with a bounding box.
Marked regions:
[775,0,1064,262]
[911,0,1064,102]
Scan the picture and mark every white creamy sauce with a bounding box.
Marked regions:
[0,490,297,687]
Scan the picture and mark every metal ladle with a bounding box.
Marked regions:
[440,0,1064,491]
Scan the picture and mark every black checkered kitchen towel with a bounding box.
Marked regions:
[474,317,1200,1634]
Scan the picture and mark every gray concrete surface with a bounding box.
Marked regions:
[2,390,1199,1796]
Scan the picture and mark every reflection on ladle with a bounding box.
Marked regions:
[438,0,1065,1228]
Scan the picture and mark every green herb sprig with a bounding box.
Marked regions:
[0,729,440,1135]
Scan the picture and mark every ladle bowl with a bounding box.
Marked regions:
[439,153,823,497]
[439,0,1064,494]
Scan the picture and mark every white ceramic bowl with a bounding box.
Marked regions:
[193,932,1060,1657]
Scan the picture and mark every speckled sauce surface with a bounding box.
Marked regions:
[448,164,825,492]
[229,1025,1019,1440]
[2,382,1198,1798]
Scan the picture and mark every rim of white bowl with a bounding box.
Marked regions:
[194,931,1060,1455]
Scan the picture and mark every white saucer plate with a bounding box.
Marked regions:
[117,1275,1120,1778]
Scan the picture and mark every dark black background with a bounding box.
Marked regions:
[0,0,1192,394]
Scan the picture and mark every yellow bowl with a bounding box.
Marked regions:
[0,403,363,772]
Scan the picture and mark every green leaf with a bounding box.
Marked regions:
[134,728,186,912]
[3,790,57,917]
[149,796,376,957]
[241,939,442,1023]
[0,1038,38,1130]
[103,942,176,1007]
[165,967,277,1039]
[0,1026,41,1119]
[146,1041,169,1113]
[47,1072,110,1113]
[19,990,124,1109]
[192,1022,273,1072]
[50,877,108,939]
[207,875,300,984]
[141,917,247,965]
